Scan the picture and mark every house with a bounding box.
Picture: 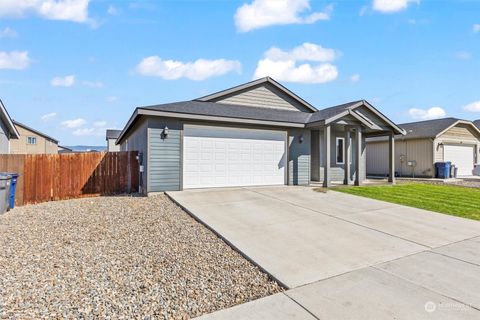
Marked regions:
[10,120,59,154]
[475,120,480,130]
[0,100,20,154]
[106,129,121,152]
[366,118,480,177]
[116,77,404,194]
[58,145,73,153]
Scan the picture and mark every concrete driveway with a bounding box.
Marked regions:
[167,186,480,319]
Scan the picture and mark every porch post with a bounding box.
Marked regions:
[344,129,351,185]
[388,132,395,183]
[323,125,331,188]
[354,126,362,186]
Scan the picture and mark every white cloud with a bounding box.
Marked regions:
[253,43,339,84]
[72,120,108,136]
[82,80,104,88]
[408,107,446,120]
[372,0,418,13]
[106,96,118,103]
[473,24,480,33]
[41,112,57,121]
[62,118,86,128]
[136,56,241,81]
[0,27,17,38]
[0,0,90,23]
[359,5,369,16]
[51,75,75,87]
[264,43,337,62]
[455,51,471,60]
[463,101,480,113]
[0,51,31,70]
[234,0,332,32]
[107,5,117,15]
[350,74,360,82]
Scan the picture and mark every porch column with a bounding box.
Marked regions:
[354,126,362,186]
[323,125,331,188]
[388,132,395,183]
[344,129,351,185]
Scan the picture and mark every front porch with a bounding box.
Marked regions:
[307,107,398,187]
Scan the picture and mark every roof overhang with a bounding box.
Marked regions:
[0,100,20,139]
[196,77,318,112]
[12,120,59,143]
[116,108,305,144]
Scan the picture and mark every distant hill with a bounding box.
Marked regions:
[65,145,107,152]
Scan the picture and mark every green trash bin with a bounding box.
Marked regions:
[0,174,12,214]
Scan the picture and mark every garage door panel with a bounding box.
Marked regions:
[183,125,286,189]
[444,145,474,176]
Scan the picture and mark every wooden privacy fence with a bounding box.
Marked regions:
[0,151,139,206]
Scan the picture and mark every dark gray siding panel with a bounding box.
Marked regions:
[288,128,311,185]
[120,118,148,193]
[148,118,182,192]
[319,129,366,182]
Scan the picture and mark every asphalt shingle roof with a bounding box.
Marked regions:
[140,100,367,125]
[398,117,459,139]
[141,101,312,124]
[106,129,122,139]
[474,119,480,129]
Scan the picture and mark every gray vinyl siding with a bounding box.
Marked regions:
[211,83,312,113]
[147,118,182,192]
[318,129,366,182]
[288,128,311,185]
[366,139,434,178]
[310,130,320,181]
[0,120,10,154]
[120,117,148,193]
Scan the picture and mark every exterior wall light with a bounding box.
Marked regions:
[299,134,304,144]
[162,126,169,139]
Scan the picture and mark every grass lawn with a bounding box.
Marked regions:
[333,183,480,221]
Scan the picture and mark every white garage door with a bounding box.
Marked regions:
[183,125,286,189]
[444,145,475,176]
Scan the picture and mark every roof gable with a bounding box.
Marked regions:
[398,118,480,140]
[196,77,317,113]
[13,120,59,143]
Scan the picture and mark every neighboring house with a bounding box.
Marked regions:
[475,119,480,130]
[0,99,20,154]
[117,77,404,194]
[106,129,121,152]
[366,118,480,177]
[10,120,59,154]
[58,145,73,154]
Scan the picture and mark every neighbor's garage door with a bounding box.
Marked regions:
[183,125,286,189]
[444,145,475,176]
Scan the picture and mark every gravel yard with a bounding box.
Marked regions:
[0,195,281,319]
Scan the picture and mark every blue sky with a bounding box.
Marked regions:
[0,0,479,146]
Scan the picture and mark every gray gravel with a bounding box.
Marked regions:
[0,195,281,319]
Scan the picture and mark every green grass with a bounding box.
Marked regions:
[333,183,480,221]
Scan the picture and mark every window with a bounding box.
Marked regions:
[336,137,344,164]
[27,136,37,145]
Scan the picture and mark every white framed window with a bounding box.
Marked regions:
[336,137,344,164]
[27,136,37,145]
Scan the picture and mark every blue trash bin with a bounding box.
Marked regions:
[435,162,451,179]
[7,173,19,209]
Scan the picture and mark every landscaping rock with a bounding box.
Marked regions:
[0,195,282,319]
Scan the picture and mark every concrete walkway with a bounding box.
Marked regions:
[167,186,480,319]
